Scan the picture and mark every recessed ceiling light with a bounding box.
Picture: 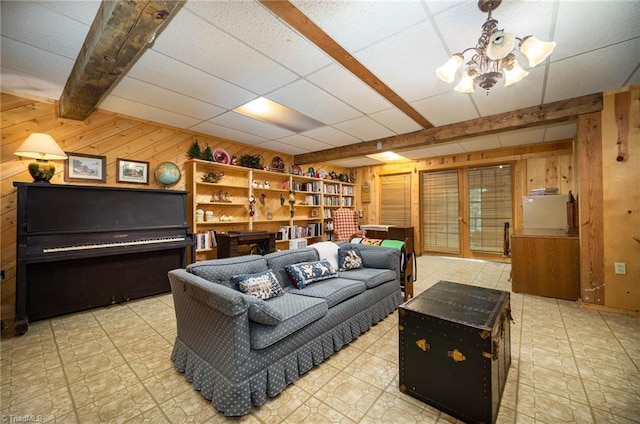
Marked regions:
[366,151,408,162]
[233,97,324,133]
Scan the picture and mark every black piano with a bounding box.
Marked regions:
[13,182,194,334]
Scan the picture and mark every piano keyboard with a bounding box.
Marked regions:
[42,236,187,253]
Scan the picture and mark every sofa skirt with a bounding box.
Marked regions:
[171,291,402,416]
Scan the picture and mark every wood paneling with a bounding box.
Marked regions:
[0,94,296,321]
[576,112,605,305]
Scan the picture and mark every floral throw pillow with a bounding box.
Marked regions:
[233,269,284,300]
[338,248,363,271]
[284,259,337,289]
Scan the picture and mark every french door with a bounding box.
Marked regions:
[421,165,513,259]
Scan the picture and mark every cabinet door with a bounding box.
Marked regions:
[511,235,580,300]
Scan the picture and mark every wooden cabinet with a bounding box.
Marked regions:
[511,230,580,300]
[186,160,357,260]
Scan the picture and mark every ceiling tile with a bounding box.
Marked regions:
[543,123,576,142]
[327,156,384,168]
[545,38,640,103]
[458,135,502,152]
[399,146,439,160]
[275,134,334,153]
[292,0,428,52]
[34,0,100,25]
[99,96,202,129]
[427,142,466,157]
[187,1,331,76]
[126,50,255,110]
[355,21,447,103]
[109,77,226,121]
[302,126,360,147]
[1,1,89,59]
[307,64,392,114]
[256,139,311,156]
[210,111,294,139]
[369,108,423,134]
[269,79,362,125]
[333,116,395,141]
[188,121,268,146]
[411,92,478,126]
[470,67,547,116]
[151,9,298,94]
[0,70,63,100]
[553,1,640,61]
[498,128,547,147]
[0,37,73,86]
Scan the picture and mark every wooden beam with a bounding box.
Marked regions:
[259,0,433,130]
[294,92,604,164]
[58,0,185,120]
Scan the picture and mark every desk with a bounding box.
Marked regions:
[511,229,580,300]
[216,231,276,258]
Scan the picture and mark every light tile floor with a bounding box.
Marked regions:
[1,255,639,423]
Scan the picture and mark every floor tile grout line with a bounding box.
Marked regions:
[558,299,601,424]
[49,319,82,424]
[89,305,174,423]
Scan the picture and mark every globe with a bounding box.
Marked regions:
[154,162,181,188]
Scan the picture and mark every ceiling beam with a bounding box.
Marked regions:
[259,0,433,130]
[293,92,604,164]
[58,0,184,121]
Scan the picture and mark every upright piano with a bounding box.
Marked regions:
[13,182,194,334]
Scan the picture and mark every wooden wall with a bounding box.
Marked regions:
[356,141,575,258]
[0,93,346,321]
[599,88,639,312]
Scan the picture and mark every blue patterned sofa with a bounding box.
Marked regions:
[168,242,403,416]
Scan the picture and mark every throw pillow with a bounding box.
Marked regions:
[243,295,283,325]
[284,259,337,289]
[233,269,284,300]
[338,248,363,271]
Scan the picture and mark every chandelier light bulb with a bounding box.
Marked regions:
[454,71,476,93]
[520,36,556,67]
[503,59,529,86]
[436,54,464,83]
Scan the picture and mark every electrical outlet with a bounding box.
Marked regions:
[614,262,627,275]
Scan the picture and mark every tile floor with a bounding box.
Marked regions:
[1,255,639,423]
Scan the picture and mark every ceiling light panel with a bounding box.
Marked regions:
[234,97,324,133]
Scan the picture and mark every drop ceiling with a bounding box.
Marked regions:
[1,1,639,167]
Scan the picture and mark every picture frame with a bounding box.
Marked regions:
[117,158,149,184]
[65,152,107,183]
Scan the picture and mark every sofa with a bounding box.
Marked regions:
[168,242,403,416]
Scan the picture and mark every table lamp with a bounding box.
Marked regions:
[14,133,68,183]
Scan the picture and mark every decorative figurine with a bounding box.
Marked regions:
[202,171,224,183]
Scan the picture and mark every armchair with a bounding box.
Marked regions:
[332,208,365,241]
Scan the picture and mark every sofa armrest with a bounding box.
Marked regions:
[168,269,252,375]
[169,269,248,317]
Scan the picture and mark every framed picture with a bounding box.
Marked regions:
[65,152,107,183]
[117,159,149,184]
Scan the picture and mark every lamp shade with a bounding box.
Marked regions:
[436,54,464,83]
[454,71,476,93]
[14,133,67,160]
[504,59,529,86]
[519,36,556,67]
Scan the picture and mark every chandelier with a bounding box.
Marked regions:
[436,0,556,94]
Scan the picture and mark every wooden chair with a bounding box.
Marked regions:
[332,208,365,241]
[401,237,415,301]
